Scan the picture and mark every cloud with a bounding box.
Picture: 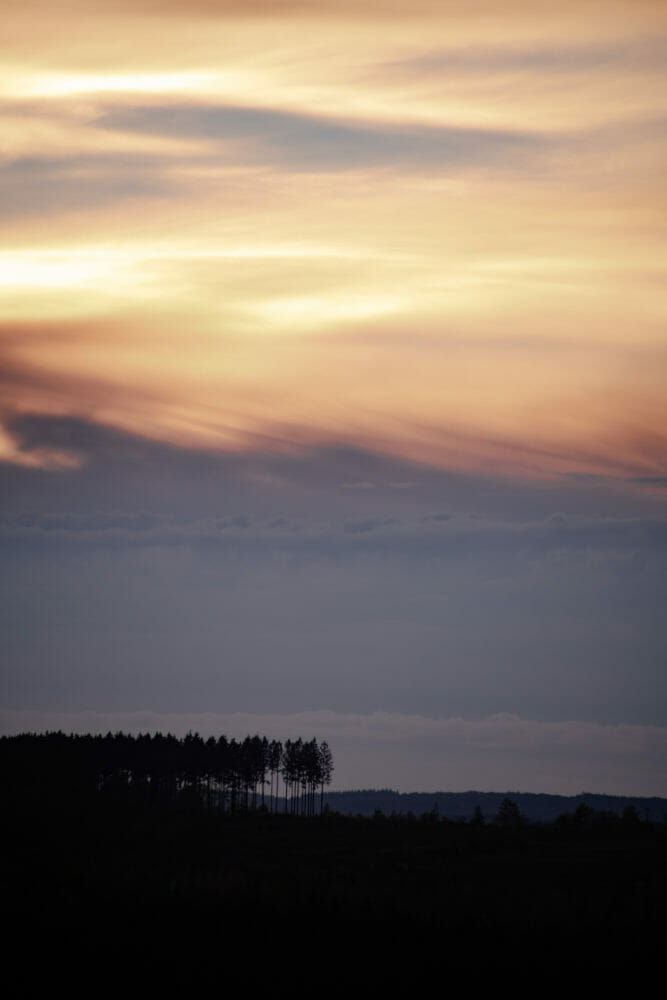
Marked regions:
[0,153,176,219]
[3,415,665,525]
[94,103,540,172]
[2,422,665,734]
[3,0,665,806]
[388,37,667,76]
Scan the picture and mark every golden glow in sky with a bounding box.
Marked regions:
[2,0,666,479]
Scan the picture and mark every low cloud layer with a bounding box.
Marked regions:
[2,418,665,752]
[2,708,665,796]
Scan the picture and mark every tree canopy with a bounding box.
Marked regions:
[2,730,334,815]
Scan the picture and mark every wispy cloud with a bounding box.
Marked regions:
[95,104,540,171]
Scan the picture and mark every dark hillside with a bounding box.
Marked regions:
[323,788,667,822]
[4,733,666,983]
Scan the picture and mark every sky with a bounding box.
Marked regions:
[1,0,666,796]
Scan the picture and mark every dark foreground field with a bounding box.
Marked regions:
[5,790,666,986]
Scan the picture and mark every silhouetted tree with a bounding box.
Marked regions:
[318,741,334,815]
[2,730,334,819]
[470,806,485,826]
[494,797,525,827]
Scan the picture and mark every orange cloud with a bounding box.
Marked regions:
[1,1,665,482]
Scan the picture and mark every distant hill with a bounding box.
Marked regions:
[323,789,667,823]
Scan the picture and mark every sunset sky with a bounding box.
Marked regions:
[2,1,666,795]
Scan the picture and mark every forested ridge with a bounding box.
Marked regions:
[2,730,333,815]
[324,788,667,824]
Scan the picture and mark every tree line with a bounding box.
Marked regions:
[3,731,334,816]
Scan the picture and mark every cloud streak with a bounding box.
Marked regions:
[2,3,665,480]
[95,104,540,171]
